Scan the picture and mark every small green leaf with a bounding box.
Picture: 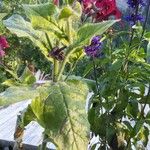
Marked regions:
[147,42,150,63]
[19,67,36,85]
[123,121,133,131]
[22,105,36,126]
[132,119,144,137]
[127,100,139,118]
[0,13,7,20]
[144,32,150,41]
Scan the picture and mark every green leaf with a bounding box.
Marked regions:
[76,20,118,47]
[123,121,133,131]
[144,32,150,41]
[111,89,128,117]
[31,79,89,149]
[132,119,144,137]
[0,86,39,106]
[3,14,52,62]
[22,105,36,126]
[127,100,139,118]
[147,42,150,63]
[23,3,58,18]
[66,75,96,92]
[23,3,61,34]
[19,67,36,85]
[0,13,7,20]
[2,79,21,87]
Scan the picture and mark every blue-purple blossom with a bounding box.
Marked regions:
[125,13,144,25]
[127,0,146,8]
[126,0,146,25]
[84,36,102,58]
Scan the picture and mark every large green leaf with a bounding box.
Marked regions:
[23,3,61,33]
[66,20,118,55]
[23,3,70,46]
[0,86,39,106]
[76,20,118,46]
[3,14,52,62]
[31,80,89,149]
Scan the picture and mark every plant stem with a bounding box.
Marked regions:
[53,59,59,82]
[92,58,103,114]
[57,44,76,81]
[65,59,78,81]
[140,85,150,118]
[40,133,48,150]
[67,18,73,44]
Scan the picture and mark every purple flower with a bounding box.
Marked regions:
[126,0,146,25]
[125,13,144,25]
[127,0,146,8]
[91,36,101,45]
[84,36,102,58]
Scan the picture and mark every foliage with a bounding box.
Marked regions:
[0,0,150,150]
[86,22,150,150]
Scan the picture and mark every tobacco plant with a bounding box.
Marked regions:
[0,1,117,149]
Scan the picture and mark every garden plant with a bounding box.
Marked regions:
[0,0,150,150]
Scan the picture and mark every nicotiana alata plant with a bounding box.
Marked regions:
[0,1,118,149]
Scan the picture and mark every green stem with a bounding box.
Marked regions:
[65,59,78,81]
[65,0,69,5]
[67,18,73,44]
[56,43,75,81]
[40,133,48,150]
[92,58,103,114]
[53,59,59,82]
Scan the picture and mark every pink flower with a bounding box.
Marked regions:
[53,0,59,5]
[0,36,9,49]
[0,48,5,57]
[0,36,9,58]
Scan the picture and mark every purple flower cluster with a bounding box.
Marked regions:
[126,0,146,25]
[84,36,102,58]
[127,0,145,8]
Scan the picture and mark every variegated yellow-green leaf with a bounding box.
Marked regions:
[31,79,89,149]
[0,86,39,106]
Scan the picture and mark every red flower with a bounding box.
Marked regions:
[81,0,121,22]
